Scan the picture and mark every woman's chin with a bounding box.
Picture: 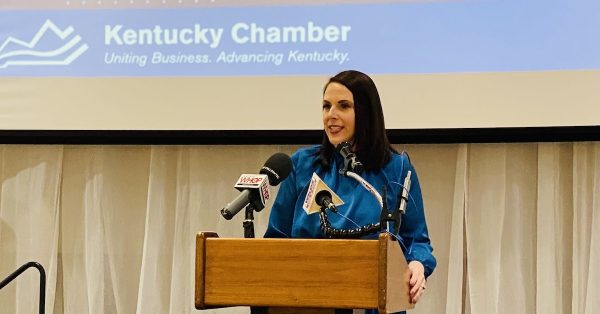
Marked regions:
[327,136,350,146]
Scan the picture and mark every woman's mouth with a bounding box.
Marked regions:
[328,125,343,134]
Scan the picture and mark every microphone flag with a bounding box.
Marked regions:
[302,172,344,215]
[234,174,270,207]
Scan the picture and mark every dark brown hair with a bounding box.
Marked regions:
[318,70,393,171]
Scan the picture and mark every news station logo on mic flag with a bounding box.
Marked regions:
[234,174,270,206]
[302,173,343,215]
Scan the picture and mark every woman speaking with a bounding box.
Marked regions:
[265,70,436,313]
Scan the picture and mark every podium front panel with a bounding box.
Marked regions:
[201,238,379,309]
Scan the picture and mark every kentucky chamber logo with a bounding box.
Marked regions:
[0,19,88,69]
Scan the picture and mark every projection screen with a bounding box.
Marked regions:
[0,0,599,134]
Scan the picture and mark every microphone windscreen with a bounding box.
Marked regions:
[315,190,333,207]
[260,153,292,186]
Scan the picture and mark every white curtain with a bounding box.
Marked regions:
[0,143,598,314]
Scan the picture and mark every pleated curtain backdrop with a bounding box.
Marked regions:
[0,143,598,314]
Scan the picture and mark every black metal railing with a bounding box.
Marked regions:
[0,261,46,314]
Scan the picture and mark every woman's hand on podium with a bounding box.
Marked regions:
[408,260,426,304]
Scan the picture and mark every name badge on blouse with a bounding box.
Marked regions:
[302,172,344,215]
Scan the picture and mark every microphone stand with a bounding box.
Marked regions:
[243,204,256,238]
[317,146,412,239]
[318,205,380,238]
[314,159,385,238]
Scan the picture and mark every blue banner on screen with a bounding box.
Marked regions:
[1,1,599,77]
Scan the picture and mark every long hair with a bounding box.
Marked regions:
[317,70,393,171]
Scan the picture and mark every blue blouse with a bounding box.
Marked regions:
[264,145,436,313]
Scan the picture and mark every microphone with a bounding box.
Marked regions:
[259,152,292,186]
[337,142,364,174]
[395,170,412,215]
[302,172,344,215]
[335,142,383,207]
[315,190,338,213]
[221,153,292,220]
[221,174,269,220]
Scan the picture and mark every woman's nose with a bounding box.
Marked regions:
[326,106,338,118]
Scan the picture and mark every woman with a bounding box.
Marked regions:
[265,70,436,312]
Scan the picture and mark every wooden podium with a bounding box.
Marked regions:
[195,232,414,314]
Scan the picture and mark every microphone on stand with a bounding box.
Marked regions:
[337,141,364,174]
[302,172,344,215]
[220,153,292,220]
[315,190,338,213]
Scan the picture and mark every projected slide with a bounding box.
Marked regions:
[1,0,599,131]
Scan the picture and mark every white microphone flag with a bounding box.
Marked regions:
[302,172,344,215]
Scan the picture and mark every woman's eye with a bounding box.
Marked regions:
[322,104,331,110]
